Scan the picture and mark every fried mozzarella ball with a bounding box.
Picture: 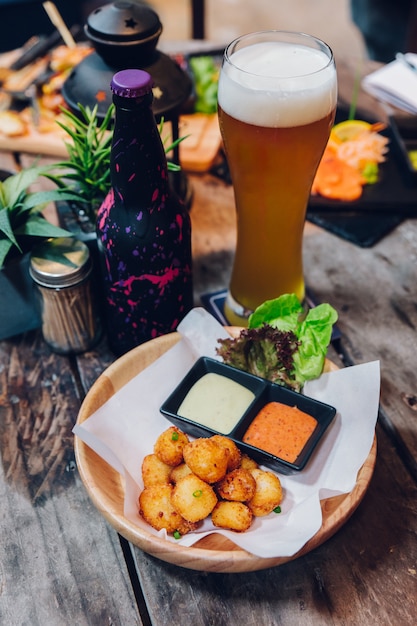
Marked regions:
[154,426,189,466]
[247,468,283,517]
[183,438,229,483]
[210,435,241,471]
[138,484,196,535]
[141,454,172,487]
[216,468,257,502]
[239,453,259,471]
[169,462,192,484]
[211,501,253,532]
[171,473,218,522]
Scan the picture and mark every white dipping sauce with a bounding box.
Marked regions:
[177,372,255,434]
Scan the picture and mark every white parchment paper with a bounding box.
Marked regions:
[73,308,380,558]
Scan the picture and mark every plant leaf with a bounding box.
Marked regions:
[1,166,45,208]
[22,189,81,211]
[0,238,14,268]
[248,294,338,388]
[14,214,73,238]
[36,245,78,268]
[0,206,20,247]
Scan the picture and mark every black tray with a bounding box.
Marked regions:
[306,105,417,246]
[308,106,417,216]
[306,211,404,247]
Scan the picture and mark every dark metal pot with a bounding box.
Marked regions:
[62,1,192,121]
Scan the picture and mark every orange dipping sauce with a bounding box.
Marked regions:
[243,402,317,463]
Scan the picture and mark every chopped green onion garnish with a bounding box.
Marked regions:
[273,506,282,514]
[193,489,203,498]
[362,161,379,184]
[173,530,181,540]
[171,431,179,441]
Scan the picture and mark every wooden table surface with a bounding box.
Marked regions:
[1,49,417,625]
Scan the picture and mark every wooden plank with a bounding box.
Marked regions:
[0,331,141,625]
[303,218,417,464]
[69,54,417,619]
[3,41,416,626]
[72,168,417,621]
[189,171,236,301]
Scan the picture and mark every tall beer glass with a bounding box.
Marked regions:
[218,31,337,325]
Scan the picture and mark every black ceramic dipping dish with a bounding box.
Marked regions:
[160,357,337,475]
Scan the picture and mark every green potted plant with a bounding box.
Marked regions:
[0,165,78,270]
[47,103,189,244]
[0,165,80,340]
[48,103,114,231]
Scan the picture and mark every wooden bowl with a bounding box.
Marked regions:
[74,331,377,573]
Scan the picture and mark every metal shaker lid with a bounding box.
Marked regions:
[29,237,92,288]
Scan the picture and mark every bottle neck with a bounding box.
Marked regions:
[110,94,169,209]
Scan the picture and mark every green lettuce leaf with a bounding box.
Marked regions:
[216,324,300,389]
[248,293,338,387]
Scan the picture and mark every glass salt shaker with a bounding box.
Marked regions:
[29,237,101,354]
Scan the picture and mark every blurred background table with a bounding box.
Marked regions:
[0,49,417,625]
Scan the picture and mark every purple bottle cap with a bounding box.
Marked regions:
[111,69,154,97]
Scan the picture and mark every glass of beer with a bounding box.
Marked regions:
[218,31,337,325]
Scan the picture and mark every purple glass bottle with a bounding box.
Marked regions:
[96,69,193,356]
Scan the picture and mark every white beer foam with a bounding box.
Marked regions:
[218,42,337,128]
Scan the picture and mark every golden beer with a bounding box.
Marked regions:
[218,32,337,325]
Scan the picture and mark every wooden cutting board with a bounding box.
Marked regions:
[178,113,222,172]
[0,111,222,173]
